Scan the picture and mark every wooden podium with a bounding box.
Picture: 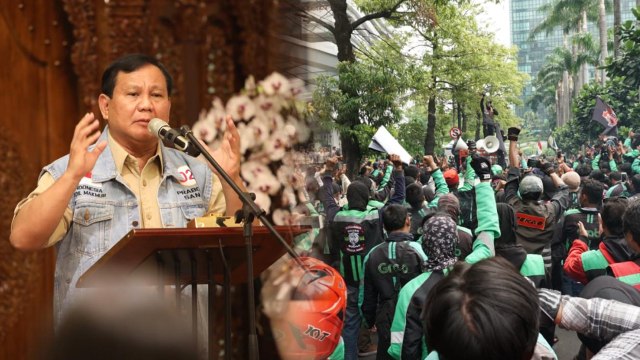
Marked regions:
[77,226,308,359]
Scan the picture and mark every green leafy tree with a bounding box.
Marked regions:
[554,79,640,153]
[605,9,640,88]
[312,35,413,162]
[401,1,526,154]
[299,0,409,175]
[395,107,429,158]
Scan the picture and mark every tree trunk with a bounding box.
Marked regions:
[337,65,362,175]
[563,70,571,125]
[614,0,621,59]
[425,37,438,155]
[580,10,588,88]
[475,112,481,141]
[561,33,571,126]
[572,31,580,95]
[327,0,360,174]
[327,0,355,62]
[424,94,437,155]
[340,132,361,178]
[462,105,467,133]
[556,85,562,127]
[598,0,608,84]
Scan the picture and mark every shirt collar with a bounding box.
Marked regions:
[386,231,415,242]
[107,129,163,175]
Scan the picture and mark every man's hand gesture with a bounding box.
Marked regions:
[66,113,107,181]
[209,116,242,180]
[389,154,403,169]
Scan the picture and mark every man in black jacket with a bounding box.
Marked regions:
[322,155,406,360]
[360,204,427,359]
[504,128,570,274]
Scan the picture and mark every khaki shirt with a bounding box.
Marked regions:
[13,132,225,247]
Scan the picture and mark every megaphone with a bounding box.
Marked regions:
[475,139,486,152]
[453,138,468,151]
[481,135,500,153]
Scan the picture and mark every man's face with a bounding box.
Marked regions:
[99,64,171,148]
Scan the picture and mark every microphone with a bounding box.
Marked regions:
[148,118,201,157]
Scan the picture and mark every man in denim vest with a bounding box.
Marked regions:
[10,54,244,323]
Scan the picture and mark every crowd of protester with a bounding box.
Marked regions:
[288,126,640,360]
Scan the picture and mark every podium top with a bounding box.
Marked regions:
[77,226,309,288]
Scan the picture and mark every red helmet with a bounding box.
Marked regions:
[263,257,346,360]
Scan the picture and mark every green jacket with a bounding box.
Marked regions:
[427,168,449,208]
[388,181,499,359]
[464,181,500,264]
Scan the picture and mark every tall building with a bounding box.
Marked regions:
[511,0,638,119]
[511,0,563,119]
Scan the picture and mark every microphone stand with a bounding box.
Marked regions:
[180,126,304,360]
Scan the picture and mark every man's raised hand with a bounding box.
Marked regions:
[66,113,107,181]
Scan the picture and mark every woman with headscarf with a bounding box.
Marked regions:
[387,155,501,360]
[436,193,473,260]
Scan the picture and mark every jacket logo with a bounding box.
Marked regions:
[516,212,546,230]
[344,224,365,253]
[377,263,409,274]
[177,165,196,186]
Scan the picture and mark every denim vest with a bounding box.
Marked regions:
[42,129,213,323]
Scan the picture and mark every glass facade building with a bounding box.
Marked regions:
[511,0,638,118]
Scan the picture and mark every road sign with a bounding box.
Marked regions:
[449,127,461,139]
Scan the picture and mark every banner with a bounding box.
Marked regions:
[592,97,618,136]
[368,126,413,164]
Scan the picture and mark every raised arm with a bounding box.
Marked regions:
[459,155,476,192]
[386,154,406,205]
[538,161,570,218]
[377,162,394,190]
[508,127,521,170]
[464,155,500,264]
[540,288,640,346]
[422,155,448,207]
[11,113,107,251]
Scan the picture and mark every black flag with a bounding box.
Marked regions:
[592,97,618,136]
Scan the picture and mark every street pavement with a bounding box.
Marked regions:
[359,327,582,359]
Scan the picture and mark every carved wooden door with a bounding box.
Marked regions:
[0,1,76,359]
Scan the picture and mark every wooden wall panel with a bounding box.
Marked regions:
[0,1,77,359]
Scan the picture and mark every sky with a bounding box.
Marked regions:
[476,0,511,46]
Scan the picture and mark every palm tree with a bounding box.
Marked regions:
[598,0,609,84]
[614,0,621,58]
[531,0,611,88]
[533,47,594,126]
[531,0,600,95]
[572,32,601,88]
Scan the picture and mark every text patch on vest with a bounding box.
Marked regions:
[177,186,202,200]
[516,212,546,230]
[75,175,106,198]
